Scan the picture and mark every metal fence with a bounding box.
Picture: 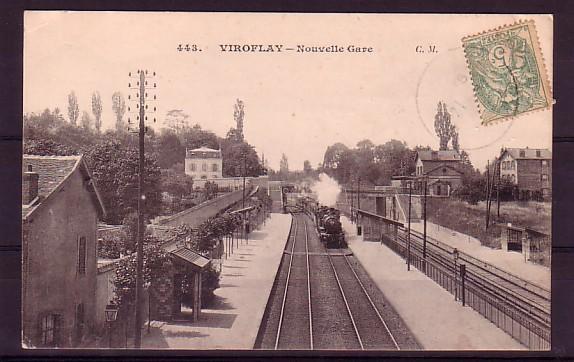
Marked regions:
[355,208,551,350]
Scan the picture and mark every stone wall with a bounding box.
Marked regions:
[157,187,251,228]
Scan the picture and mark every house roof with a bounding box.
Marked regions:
[425,163,463,176]
[416,150,461,162]
[22,154,106,220]
[189,147,220,152]
[501,148,551,160]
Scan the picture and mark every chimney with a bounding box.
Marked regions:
[23,164,39,205]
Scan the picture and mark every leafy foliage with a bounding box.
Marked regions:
[112,238,169,308]
[111,91,126,133]
[434,101,455,151]
[233,99,245,142]
[24,138,78,156]
[91,91,103,132]
[85,140,162,224]
[321,139,433,186]
[67,91,79,126]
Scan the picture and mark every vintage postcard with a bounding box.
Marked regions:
[22,12,552,351]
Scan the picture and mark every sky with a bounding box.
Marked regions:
[24,12,553,171]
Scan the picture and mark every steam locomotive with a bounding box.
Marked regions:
[314,206,346,248]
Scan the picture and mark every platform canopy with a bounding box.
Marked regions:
[171,246,211,272]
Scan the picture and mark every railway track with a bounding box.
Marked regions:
[255,213,415,350]
[396,228,550,326]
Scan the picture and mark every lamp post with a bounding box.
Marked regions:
[105,304,119,348]
[453,248,459,301]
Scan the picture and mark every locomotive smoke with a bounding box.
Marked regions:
[311,173,342,207]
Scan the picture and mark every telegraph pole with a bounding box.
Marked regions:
[128,69,157,349]
[407,182,412,271]
[485,160,490,230]
[423,177,427,266]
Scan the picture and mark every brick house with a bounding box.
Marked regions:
[413,150,463,196]
[22,155,106,347]
[499,148,552,199]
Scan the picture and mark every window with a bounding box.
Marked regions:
[542,160,548,166]
[519,150,525,157]
[536,150,541,157]
[501,162,506,170]
[442,168,447,174]
[40,314,61,346]
[212,163,218,172]
[201,175,207,179]
[190,163,196,171]
[75,303,85,343]
[202,163,207,171]
[511,161,515,170]
[541,174,548,181]
[78,237,86,275]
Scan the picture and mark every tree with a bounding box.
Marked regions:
[160,166,194,208]
[85,140,162,224]
[67,91,80,126]
[156,130,185,169]
[221,141,264,177]
[80,111,92,131]
[204,181,219,200]
[91,91,103,132]
[112,91,126,133]
[303,160,313,175]
[451,125,460,152]
[279,153,289,174]
[322,142,349,170]
[181,124,220,150]
[23,138,77,156]
[233,99,245,142]
[434,101,454,151]
[164,109,190,135]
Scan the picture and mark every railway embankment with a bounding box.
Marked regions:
[342,216,526,350]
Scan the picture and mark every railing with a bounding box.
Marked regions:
[354,208,551,350]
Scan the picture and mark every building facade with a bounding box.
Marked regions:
[413,150,463,196]
[184,147,223,185]
[499,148,552,199]
[22,155,106,347]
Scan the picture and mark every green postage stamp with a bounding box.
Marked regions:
[462,20,552,125]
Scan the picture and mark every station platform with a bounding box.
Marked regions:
[141,213,292,349]
[342,217,526,350]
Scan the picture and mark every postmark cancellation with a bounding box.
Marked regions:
[462,20,552,126]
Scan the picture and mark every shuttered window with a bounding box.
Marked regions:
[40,314,61,346]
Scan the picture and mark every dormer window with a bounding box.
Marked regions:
[536,150,541,157]
[519,150,525,158]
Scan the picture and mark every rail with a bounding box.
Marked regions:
[353,208,550,350]
[275,217,298,349]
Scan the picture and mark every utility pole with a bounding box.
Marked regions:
[485,160,490,230]
[423,177,427,267]
[128,69,156,349]
[407,182,412,271]
[356,176,362,236]
[496,157,501,218]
